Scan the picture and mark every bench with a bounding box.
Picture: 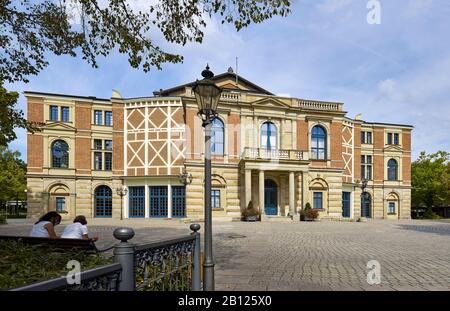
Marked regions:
[0,235,98,252]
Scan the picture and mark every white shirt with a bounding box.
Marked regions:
[30,221,51,238]
[61,222,89,239]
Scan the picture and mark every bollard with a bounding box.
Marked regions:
[113,227,136,291]
[190,223,201,291]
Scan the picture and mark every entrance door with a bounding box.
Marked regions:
[361,193,372,218]
[264,179,278,216]
[342,192,351,218]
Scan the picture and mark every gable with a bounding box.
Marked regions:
[43,122,77,132]
[251,97,291,109]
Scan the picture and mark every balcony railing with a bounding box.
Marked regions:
[243,148,309,161]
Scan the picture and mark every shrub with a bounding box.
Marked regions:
[0,240,112,290]
[0,214,7,224]
[423,208,441,219]
[242,201,260,217]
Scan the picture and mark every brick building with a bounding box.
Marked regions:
[25,70,412,221]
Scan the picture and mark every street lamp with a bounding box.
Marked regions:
[192,64,222,291]
[116,187,128,220]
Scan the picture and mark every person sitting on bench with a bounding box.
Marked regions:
[30,211,62,239]
[61,215,98,241]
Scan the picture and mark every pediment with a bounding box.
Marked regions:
[251,97,291,109]
[384,145,403,152]
[43,122,77,132]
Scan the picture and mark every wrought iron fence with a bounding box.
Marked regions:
[11,223,202,291]
[9,263,122,291]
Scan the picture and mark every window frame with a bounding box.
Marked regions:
[311,125,327,160]
[104,111,113,127]
[55,197,66,212]
[94,186,112,218]
[388,202,396,214]
[387,159,398,181]
[313,192,323,209]
[211,189,221,209]
[211,118,225,156]
[261,121,277,150]
[51,140,69,168]
[94,110,103,125]
[50,105,59,121]
[61,106,70,122]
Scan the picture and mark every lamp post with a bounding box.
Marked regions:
[192,64,222,291]
[116,187,128,220]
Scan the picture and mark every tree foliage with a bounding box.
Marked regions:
[411,151,450,209]
[1,0,291,83]
[0,82,41,146]
[0,146,27,205]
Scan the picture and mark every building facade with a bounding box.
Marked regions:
[26,71,413,221]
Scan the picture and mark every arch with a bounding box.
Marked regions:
[309,178,328,190]
[311,125,327,160]
[211,174,227,187]
[386,192,400,215]
[211,117,224,156]
[387,159,398,181]
[386,192,400,201]
[48,183,70,214]
[51,139,69,168]
[260,121,278,150]
[94,185,112,218]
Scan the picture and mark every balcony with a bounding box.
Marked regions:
[242,148,309,161]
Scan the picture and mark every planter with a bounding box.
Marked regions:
[242,215,260,222]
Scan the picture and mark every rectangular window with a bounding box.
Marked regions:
[394,133,399,145]
[211,190,221,209]
[61,107,70,122]
[129,186,145,218]
[342,192,351,218]
[313,192,323,209]
[94,139,103,150]
[361,131,366,144]
[149,186,168,217]
[104,152,112,171]
[361,155,373,180]
[55,197,66,212]
[94,152,102,170]
[387,133,393,145]
[105,111,113,126]
[94,110,103,125]
[50,106,59,121]
[104,140,113,150]
[172,186,186,218]
[366,132,372,144]
[388,202,396,214]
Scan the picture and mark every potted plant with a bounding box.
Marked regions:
[301,203,319,221]
[242,201,260,222]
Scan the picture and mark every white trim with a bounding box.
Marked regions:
[124,108,128,176]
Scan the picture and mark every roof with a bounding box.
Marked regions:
[153,72,274,96]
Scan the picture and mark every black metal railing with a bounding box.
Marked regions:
[10,263,122,291]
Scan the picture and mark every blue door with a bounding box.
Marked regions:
[342,192,351,218]
[361,193,372,218]
[264,179,277,216]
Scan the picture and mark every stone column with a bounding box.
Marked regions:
[245,169,252,209]
[259,170,265,215]
[289,171,295,217]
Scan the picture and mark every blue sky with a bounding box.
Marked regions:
[6,0,450,160]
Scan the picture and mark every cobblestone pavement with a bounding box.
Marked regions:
[1,218,449,291]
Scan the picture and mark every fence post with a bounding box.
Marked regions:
[113,227,136,291]
[190,223,201,291]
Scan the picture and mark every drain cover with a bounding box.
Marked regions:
[228,234,246,239]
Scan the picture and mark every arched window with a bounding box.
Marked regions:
[51,140,69,168]
[387,159,398,181]
[311,125,327,160]
[95,186,112,217]
[261,122,277,150]
[211,118,224,155]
